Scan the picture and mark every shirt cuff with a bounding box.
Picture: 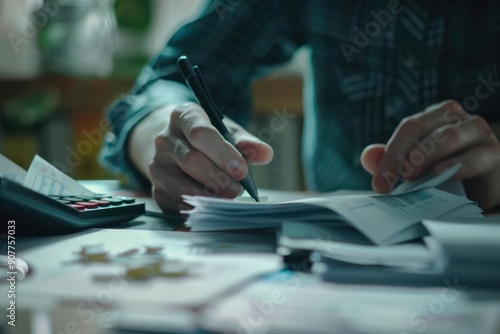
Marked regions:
[99,81,194,189]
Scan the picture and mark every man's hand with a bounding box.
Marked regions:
[129,103,273,212]
[360,100,500,210]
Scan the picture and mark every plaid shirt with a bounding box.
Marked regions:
[100,0,500,191]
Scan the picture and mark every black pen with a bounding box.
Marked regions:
[177,55,260,202]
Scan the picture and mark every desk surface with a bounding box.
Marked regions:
[3,183,500,334]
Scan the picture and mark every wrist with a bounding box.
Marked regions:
[128,106,174,180]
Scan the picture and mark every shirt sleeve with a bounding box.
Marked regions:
[99,0,305,188]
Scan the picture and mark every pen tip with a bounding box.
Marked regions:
[254,195,260,202]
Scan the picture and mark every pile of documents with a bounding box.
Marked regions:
[290,218,500,287]
[183,165,483,245]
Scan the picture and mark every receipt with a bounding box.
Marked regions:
[391,164,461,195]
[23,155,95,196]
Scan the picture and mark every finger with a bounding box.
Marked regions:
[235,134,274,165]
[152,162,242,213]
[178,154,243,199]
[153,191,193,214]
[406,116,496,179]
[170,145,243,198]
[171,104,248,180]
[360,144,385,175]
[150,161,201,198]
[154,134,242,199]
[151,175,202,213]
[373,100,468,193]
[433,144,500,180]
[229,122,274,164]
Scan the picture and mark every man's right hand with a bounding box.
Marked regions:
[129,103,273,213]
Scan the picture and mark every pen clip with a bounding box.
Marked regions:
[193,65,225,120]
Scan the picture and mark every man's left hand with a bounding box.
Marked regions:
[361,100,500,210]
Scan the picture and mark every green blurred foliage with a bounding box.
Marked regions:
[114,0,153,32]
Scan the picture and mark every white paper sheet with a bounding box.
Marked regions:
[280,235,431,270]
[422,219,500,269]
[203,276,500,334]
[23,155,95,196]
[391,164,461,195]
[323,188,481,245]
[11,229,282,309]
[0,153,27,183]
[183,165,482,245]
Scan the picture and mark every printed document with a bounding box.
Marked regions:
[183,165,483,245]
[0,153,95,196]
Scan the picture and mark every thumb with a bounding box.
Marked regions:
[361,144,386,175]
[235,134,274,165]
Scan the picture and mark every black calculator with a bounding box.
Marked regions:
[0,176,145,235]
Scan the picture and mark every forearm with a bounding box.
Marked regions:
[128,105,175,180]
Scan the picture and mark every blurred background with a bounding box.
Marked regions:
[0,0,308,191]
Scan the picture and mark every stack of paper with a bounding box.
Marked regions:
[280,222,435,271]
[183,165,483,245]
[421,217,500,285]
[306,218,500,287]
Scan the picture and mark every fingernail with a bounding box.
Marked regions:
[227,159,246,179]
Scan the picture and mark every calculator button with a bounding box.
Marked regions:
[69,204,85,211]
[76,202,99,209]
[90,200,110,207]
[95,194,112,198]
[117,197,135,204]
[62,197,85,203]
[106,198,123,205]
[58,200,71,204]
[78,196,98,201]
